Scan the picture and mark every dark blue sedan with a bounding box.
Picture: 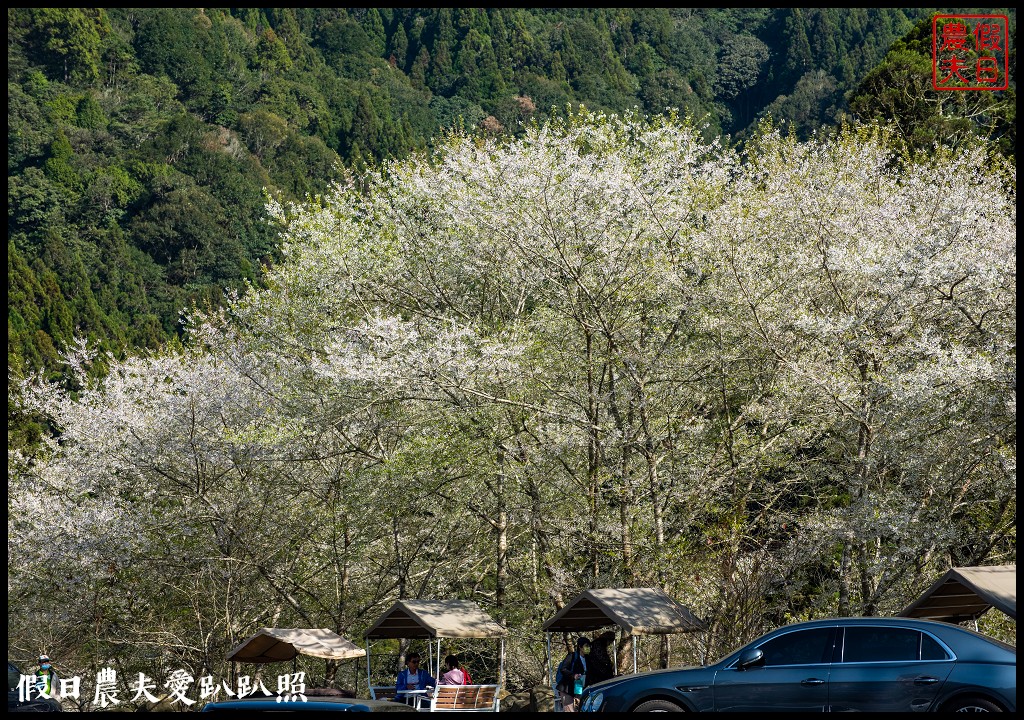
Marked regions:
[579,617,1016,712]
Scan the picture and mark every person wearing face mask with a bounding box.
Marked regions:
[555,637,591,712]
[34,654,59,699]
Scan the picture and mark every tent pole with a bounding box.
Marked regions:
[428,639,433,681]
[498,637,505,689]
[437,638,442,680]
[612,635,618,676]
[365,640,372,693]
[632,635,638,674]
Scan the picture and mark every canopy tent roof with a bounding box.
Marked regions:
[542,587,706,635]
[364,600,508,639]
[899,565,1016,624]
[227,628,367,663]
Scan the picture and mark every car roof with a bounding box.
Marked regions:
[772,616,993,632]
[712,616,1014,664]
[768,616,1012,640]
[790,616,944,624]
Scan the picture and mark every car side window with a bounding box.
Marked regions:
[920,633,952,660]
[757,628,834,666]
[842,627,920,662]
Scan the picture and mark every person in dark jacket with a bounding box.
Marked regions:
[555,637,591,712]
[587,631,616,685]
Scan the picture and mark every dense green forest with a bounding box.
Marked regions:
[6,8,1015,420]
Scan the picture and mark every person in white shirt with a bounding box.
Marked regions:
[395,652,436,705]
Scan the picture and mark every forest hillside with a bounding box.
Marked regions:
[11,7,961,391]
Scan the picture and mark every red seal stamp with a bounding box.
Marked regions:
[932,14,1009,90]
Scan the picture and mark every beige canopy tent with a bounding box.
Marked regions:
[364,600,508,690]
[899,565,1016,627]
[227,627,367,663]
[542,588,706,681]
[225,627,367,690]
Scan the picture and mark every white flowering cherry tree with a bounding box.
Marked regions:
[10,112,1015,683]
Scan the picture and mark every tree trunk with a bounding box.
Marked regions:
[495,452,508,612]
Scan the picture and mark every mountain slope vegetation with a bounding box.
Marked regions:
[9,7,943,384]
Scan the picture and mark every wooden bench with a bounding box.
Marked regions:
[370,686,401,702]
[428,684,500,712]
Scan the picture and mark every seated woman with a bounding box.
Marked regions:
[395,652,436,704]
[439,654,467,685]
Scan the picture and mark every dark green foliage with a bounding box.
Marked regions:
[8,82,49,170]
[43,129,81,189]
[782,9,814,84]
[20,8,109,85]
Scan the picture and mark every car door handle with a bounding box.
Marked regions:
[801,678,826,686]
[914,677,939,685]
